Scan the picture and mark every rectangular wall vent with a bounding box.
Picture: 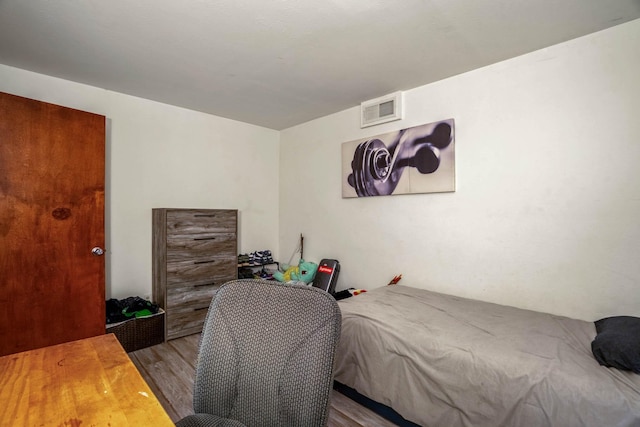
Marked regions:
[361,91,404,128]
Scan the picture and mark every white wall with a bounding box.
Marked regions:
[2,19,638,320]
[0,65,280,299]
[279,19,640,321]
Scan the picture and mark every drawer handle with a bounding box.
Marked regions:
[194,282,216,287]
[194,307,209,312]
[193,236,216,241]
[194,260,216,265]
[194,214,216,217]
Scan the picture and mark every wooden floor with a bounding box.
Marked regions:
[128,334,397,427]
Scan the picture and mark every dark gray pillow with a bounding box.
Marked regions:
[591,316,640,374]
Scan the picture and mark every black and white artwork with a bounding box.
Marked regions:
[342,119,455,198]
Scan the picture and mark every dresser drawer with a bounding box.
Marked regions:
[166,283,221,309]
[166,258,236,286]
[167,210,236,235]
[166,233,236,261]
[165,284,221,340]
[166,309,210,340]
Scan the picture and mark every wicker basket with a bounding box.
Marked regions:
[106,309,165,352]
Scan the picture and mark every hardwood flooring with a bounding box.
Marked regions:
[128,334,397,427]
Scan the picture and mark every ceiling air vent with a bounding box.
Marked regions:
[361,91,404,128]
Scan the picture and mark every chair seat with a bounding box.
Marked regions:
[176,413,247,427]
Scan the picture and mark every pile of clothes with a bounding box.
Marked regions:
[106,296,160,324]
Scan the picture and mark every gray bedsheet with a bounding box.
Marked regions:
[334,285,640,427]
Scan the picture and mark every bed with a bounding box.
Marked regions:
[333,285,640,427]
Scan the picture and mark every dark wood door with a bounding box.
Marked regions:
[0,91,106,356]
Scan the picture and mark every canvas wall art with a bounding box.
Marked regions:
[342,119,455,198]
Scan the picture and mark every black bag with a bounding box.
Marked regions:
[312,259,340,294]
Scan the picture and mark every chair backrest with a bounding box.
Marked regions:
[193,279,342,427]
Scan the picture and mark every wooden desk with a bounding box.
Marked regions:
[0,334,174,426]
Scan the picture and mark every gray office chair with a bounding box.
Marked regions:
[176,279,342,427]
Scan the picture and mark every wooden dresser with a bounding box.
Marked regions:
[152,208,237,340]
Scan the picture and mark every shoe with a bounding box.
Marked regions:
[254,251,265,265]
[260,270,273,280]
[237,254,250,267]
[238,267,253,279]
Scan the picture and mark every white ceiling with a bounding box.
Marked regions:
[1,1,639,130]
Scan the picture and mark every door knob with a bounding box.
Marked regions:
[91,247,105,256]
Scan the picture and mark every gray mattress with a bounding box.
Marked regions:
[334,285,640,427]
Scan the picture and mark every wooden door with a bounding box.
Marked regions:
[0,91,106,356]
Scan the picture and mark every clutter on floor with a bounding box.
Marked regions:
[106,296,160,324]
[106,296,164,352]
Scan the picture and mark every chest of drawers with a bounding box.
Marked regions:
[152,208,237,340]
